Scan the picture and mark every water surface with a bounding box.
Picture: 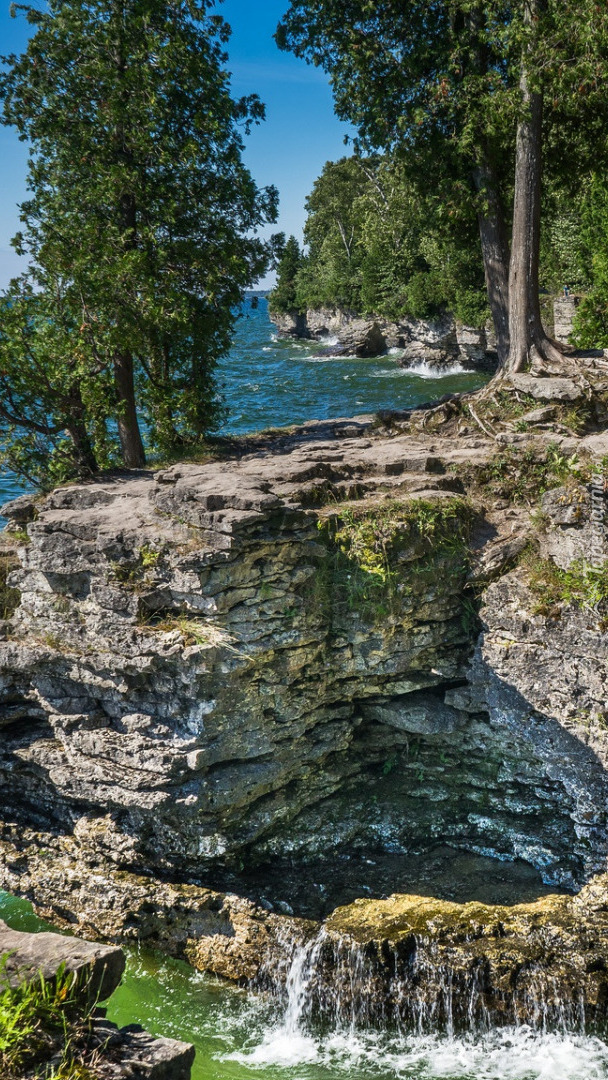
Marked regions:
[217,297,487,435]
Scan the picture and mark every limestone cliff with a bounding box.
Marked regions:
[1,377,608,1025]
[270,306,496,368]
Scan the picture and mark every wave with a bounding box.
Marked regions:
[371,361,468,380]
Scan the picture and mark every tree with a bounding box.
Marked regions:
[269,235,305,313]
[0,0,278,476]
[286,154,488,325]
[572,177,608,348]
[276,0,608,373]
[0,277,115,487]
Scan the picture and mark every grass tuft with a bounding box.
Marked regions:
[0,958,99,1079]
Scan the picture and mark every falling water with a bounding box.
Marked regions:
[228,929,608,1078]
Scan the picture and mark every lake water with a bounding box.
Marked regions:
[1,311,605,1077]
[216,297,487,435]
[0,296,486,508]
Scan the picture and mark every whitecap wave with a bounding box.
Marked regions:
[401,361,467,379]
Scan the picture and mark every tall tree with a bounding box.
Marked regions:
[0,0,277,474]
[277,0,608,373]
[270,235,305,314]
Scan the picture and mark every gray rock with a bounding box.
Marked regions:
[270,307,497,370]
[362,692,464,735]
[92,1020,195,1080]
[0,920,124,1002]
[0,494,37,523]
[520,406,557,424]
[510,374,585,402]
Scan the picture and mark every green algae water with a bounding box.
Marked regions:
[2,891,608,1080]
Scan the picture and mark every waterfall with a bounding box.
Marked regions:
[250,924,597,1042]
[281,931,326,1037]
[227,928,608,1079]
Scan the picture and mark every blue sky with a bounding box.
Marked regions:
[0,0,352,289]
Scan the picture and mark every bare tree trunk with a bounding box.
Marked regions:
[505,0,565,374]
[113,23,146,468]
[473,161,510,365]
[114,349,146,468]
[110,190,146,468]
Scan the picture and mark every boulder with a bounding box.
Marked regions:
[509,374,584,402]
[0,493,37,524]
[0,919,125,1003]
[91,1020,195,1080]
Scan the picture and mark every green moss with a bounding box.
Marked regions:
[310,496,475,626]
[110,543,165,589]
[0,555,21,620]
[325,890,573,945]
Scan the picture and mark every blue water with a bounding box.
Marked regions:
[218,297,486,435]
[0,297,486,509]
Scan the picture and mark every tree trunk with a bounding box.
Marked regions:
[66,388,99,475]
[472,162,511,365]
[114,350,146,468]
[111,187,146,468]
[505,0,565,374]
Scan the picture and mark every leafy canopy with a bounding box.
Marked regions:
[0,0,278,483]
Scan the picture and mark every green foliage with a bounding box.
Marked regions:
[573,177,608,348]
[269,235,305,313]
[540,190,593,299]
[313,496,474,625]
[0,959,97,1079]
[460,442,592,505]
[291,155,488,325]
[0,0,278,482]
[526,556,608,619]
[278,0,608,351]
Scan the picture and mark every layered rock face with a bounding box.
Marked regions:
[1,395,608,1035]
[270,307,497,368]
[0,413,607,907]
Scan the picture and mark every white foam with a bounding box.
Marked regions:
[228,1026,608,1079]
[402,361,467,379]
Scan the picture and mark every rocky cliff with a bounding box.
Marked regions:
[1,369,608,1027]
[270,307,497,368]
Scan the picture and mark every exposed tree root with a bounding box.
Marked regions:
[466,402,498,441]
